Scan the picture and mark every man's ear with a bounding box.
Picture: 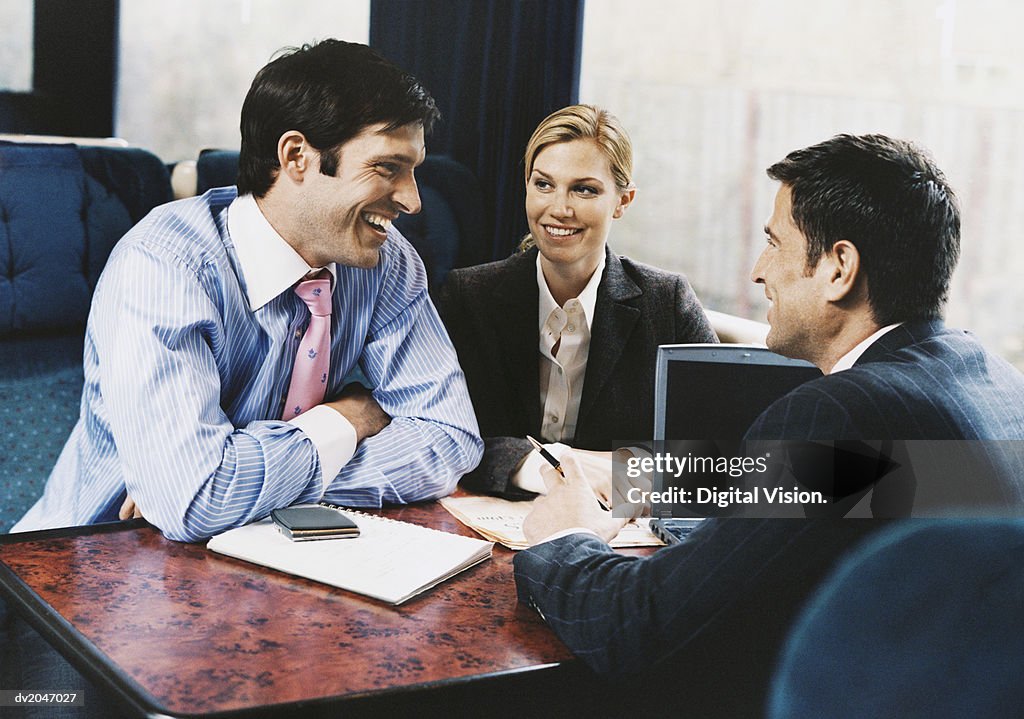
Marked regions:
[823,239,861,302]
[276,131,312,183]
[612,187,636,219]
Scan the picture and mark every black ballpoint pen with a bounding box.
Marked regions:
[526,435,612,510]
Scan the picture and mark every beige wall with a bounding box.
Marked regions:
[581,0,1024,369]
[116,0,370,163]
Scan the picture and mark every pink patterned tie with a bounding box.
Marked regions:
[283,276,332,419]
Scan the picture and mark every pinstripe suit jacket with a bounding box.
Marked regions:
[513,320,1024,716]
[745,321,1024,440]
[436,245,717,498]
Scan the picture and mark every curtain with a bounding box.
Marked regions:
[0,0,119,136]
[370,0,585,264]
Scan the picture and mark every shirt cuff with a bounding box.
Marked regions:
[511,441,571,494]
[532,527,602,546]
[288,405,358,496]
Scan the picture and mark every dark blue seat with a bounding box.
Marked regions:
[0,143,483,532]
[196,149,484,288]
[195,148,240,195]
[0,141,172,532]
[770,519,1024,718]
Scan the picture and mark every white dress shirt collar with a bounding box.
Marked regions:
[830,323,902,374]
[227,192,336,311]
[535,251,606,333]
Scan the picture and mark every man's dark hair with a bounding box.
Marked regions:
[767,133,960,325]
[237,39,439,197]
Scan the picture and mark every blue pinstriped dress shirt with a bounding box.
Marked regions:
[14,187,482,542]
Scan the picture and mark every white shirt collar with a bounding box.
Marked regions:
[830,323,902,374]
[536,251,606,332]
[227,193,336,311]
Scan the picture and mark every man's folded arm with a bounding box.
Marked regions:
[98,246,328,542]
[322,249,483,506]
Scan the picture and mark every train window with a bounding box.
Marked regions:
[580,0,1024,370]
[0,2,33,92]
[116,0,370,163]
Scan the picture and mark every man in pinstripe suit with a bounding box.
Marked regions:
[512,134,1024,716]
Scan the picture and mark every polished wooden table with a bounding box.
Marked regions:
[0,502,650,718]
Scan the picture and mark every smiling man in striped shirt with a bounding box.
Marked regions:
[13,40,482,544]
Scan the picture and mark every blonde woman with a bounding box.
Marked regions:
[438,104,716,498]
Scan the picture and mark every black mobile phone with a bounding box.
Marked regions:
[650,518,702,545]
[270,505,360,541]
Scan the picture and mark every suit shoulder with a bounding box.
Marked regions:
[615,254,694,292]
[441,252,530,299]
[612,254,717,342]
[448,252,527,280]
[613,254,707,310]
[747,376,860,440]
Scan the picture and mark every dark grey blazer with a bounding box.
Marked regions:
[513,320,1024,716]
[436,246,717,497]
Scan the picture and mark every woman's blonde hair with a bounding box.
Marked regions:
[519,104,634,252]
[523,104,634,191]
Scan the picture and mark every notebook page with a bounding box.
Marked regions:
[439,495,666,550]
[207,510,492,604]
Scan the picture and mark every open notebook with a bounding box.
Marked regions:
[440,495,665,550]
[207,507,492,605]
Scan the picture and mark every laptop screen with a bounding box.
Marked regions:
[654,344,822,440]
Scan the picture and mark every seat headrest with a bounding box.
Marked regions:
[0,142,171,336]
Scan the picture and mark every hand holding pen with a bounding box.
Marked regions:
[527,436,612,511]
[521,445,626,545]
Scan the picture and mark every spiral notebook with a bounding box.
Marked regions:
[207,505,492,605]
